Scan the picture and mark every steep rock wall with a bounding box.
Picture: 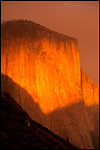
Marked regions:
[81,70,99,137]
[1,20,96,149]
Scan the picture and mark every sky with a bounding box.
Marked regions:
[1,1,99,86]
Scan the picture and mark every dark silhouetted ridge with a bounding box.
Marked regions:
[1,91,80,149]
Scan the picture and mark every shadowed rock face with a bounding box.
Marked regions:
[1,91,80,149]
[1,20,99,149]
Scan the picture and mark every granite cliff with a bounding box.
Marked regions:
[1,20,99,149]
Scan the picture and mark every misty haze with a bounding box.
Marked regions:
[1,1,99,150]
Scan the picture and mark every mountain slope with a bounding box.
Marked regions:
[1,19,99,149]
[1,91,79,149]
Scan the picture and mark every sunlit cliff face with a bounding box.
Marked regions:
[82,71,99,106]
[1,37,82,114]
[34,38,82,113]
